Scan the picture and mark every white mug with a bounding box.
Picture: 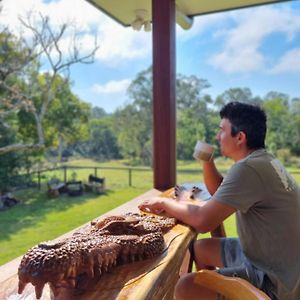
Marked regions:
[193,141,215,161]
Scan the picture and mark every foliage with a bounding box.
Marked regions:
[86,117,120,160]
[113,71,300,162]
[44,76,91,160]
[276,148,291,164]
[0,124,22,192]
[113,67,152,165]
[91,106,107,119]
[215,87,263,109]
[0,10,97,190]
[112,68,219,163]
[0,116,41,192]
[262,97,290,153]
[289,98,300,155]
[0,10,98,155]
[1,46,300,187]
[176,74,212,159]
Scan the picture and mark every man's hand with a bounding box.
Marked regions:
[138,197,166,214]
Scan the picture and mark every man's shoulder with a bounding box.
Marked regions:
[237,149,274,171]
[243,149,272,163]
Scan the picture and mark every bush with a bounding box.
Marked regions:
[276,148,291,164]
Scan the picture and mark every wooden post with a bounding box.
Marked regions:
[129,168,132,187]
[152,0,176,190]
[38,171,41,190]
[63,166,67,183]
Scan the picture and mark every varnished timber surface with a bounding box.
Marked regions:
[0,188,196,300]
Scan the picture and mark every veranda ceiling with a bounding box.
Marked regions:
[86,0,290,29]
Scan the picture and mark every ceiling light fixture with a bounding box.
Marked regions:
[176,5,194,30]
[131,9,152,32]
[144,20,152,32]
[131,7,192,32]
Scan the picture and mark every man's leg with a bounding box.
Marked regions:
[193,237,224,270]
[174,273,218,300]
[174,238,224,300]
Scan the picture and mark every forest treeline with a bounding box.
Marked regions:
[1,65,300,192]
[83,67,300,165]
[1,13,300,192]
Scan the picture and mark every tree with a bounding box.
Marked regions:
[44,76,91,161]
[91,106,107,119]
[176,74,212,159]
[114,104,151,164]
[114,68,215,163]
[289,98,300,155]
[87,118,120,160]
[0,11,98,154]
[113,67,153,165]
[0,123,23,192]
[262,96,290,154]
[214,88,263,109]
[264,91,289,102]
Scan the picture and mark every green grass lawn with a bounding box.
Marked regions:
[0,186,146,265]
[0,158,298,266]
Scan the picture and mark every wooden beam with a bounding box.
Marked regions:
[152,0,176,190]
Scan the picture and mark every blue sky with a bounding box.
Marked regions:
[1,0,300,113]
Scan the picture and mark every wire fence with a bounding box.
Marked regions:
[7,165,300,192]
[8,165,153,191]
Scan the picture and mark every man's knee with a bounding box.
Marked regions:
[175,272,218,300]
[194,238,223,269]
[174,273,196,300]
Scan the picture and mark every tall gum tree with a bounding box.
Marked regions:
[0,10,98,154]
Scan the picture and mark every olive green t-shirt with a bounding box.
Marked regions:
[213,149,300,300]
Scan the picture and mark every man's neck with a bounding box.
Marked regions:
[232,148,256,162]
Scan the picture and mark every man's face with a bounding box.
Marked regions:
[216,118,239,158]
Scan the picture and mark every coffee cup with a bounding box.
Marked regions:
[193,141,214,161]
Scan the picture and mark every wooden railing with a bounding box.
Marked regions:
[0,189,195,300]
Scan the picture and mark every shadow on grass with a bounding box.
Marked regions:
[0,187,114,242]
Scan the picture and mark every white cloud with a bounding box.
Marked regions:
[0,0,151,66]
[0,0,42,37]
[269,48,300,74]
[211,47,264,73]
[0,0,104,31]
[208,6,300,73]
[95,20,152,66]
[2,1,299,73]
[44,0,104,30]
[92,79,131,94]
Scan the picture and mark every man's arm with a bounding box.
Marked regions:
[203,160,223,195]
[139,198,235,233]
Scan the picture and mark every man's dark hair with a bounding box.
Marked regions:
[220,102,267,149]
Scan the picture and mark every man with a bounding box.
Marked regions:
[139,102,300,300]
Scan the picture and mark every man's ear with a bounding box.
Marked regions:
[237,131,247,145]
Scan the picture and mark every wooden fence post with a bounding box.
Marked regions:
[64,166,67,183]
[38,171,41,190]
[129,168,132,187]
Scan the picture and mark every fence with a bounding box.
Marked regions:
[7,165,300,192]
[9,165,154,191]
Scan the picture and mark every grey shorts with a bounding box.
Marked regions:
[217,238,276,300]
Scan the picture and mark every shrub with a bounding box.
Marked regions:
[276,148,291,164]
